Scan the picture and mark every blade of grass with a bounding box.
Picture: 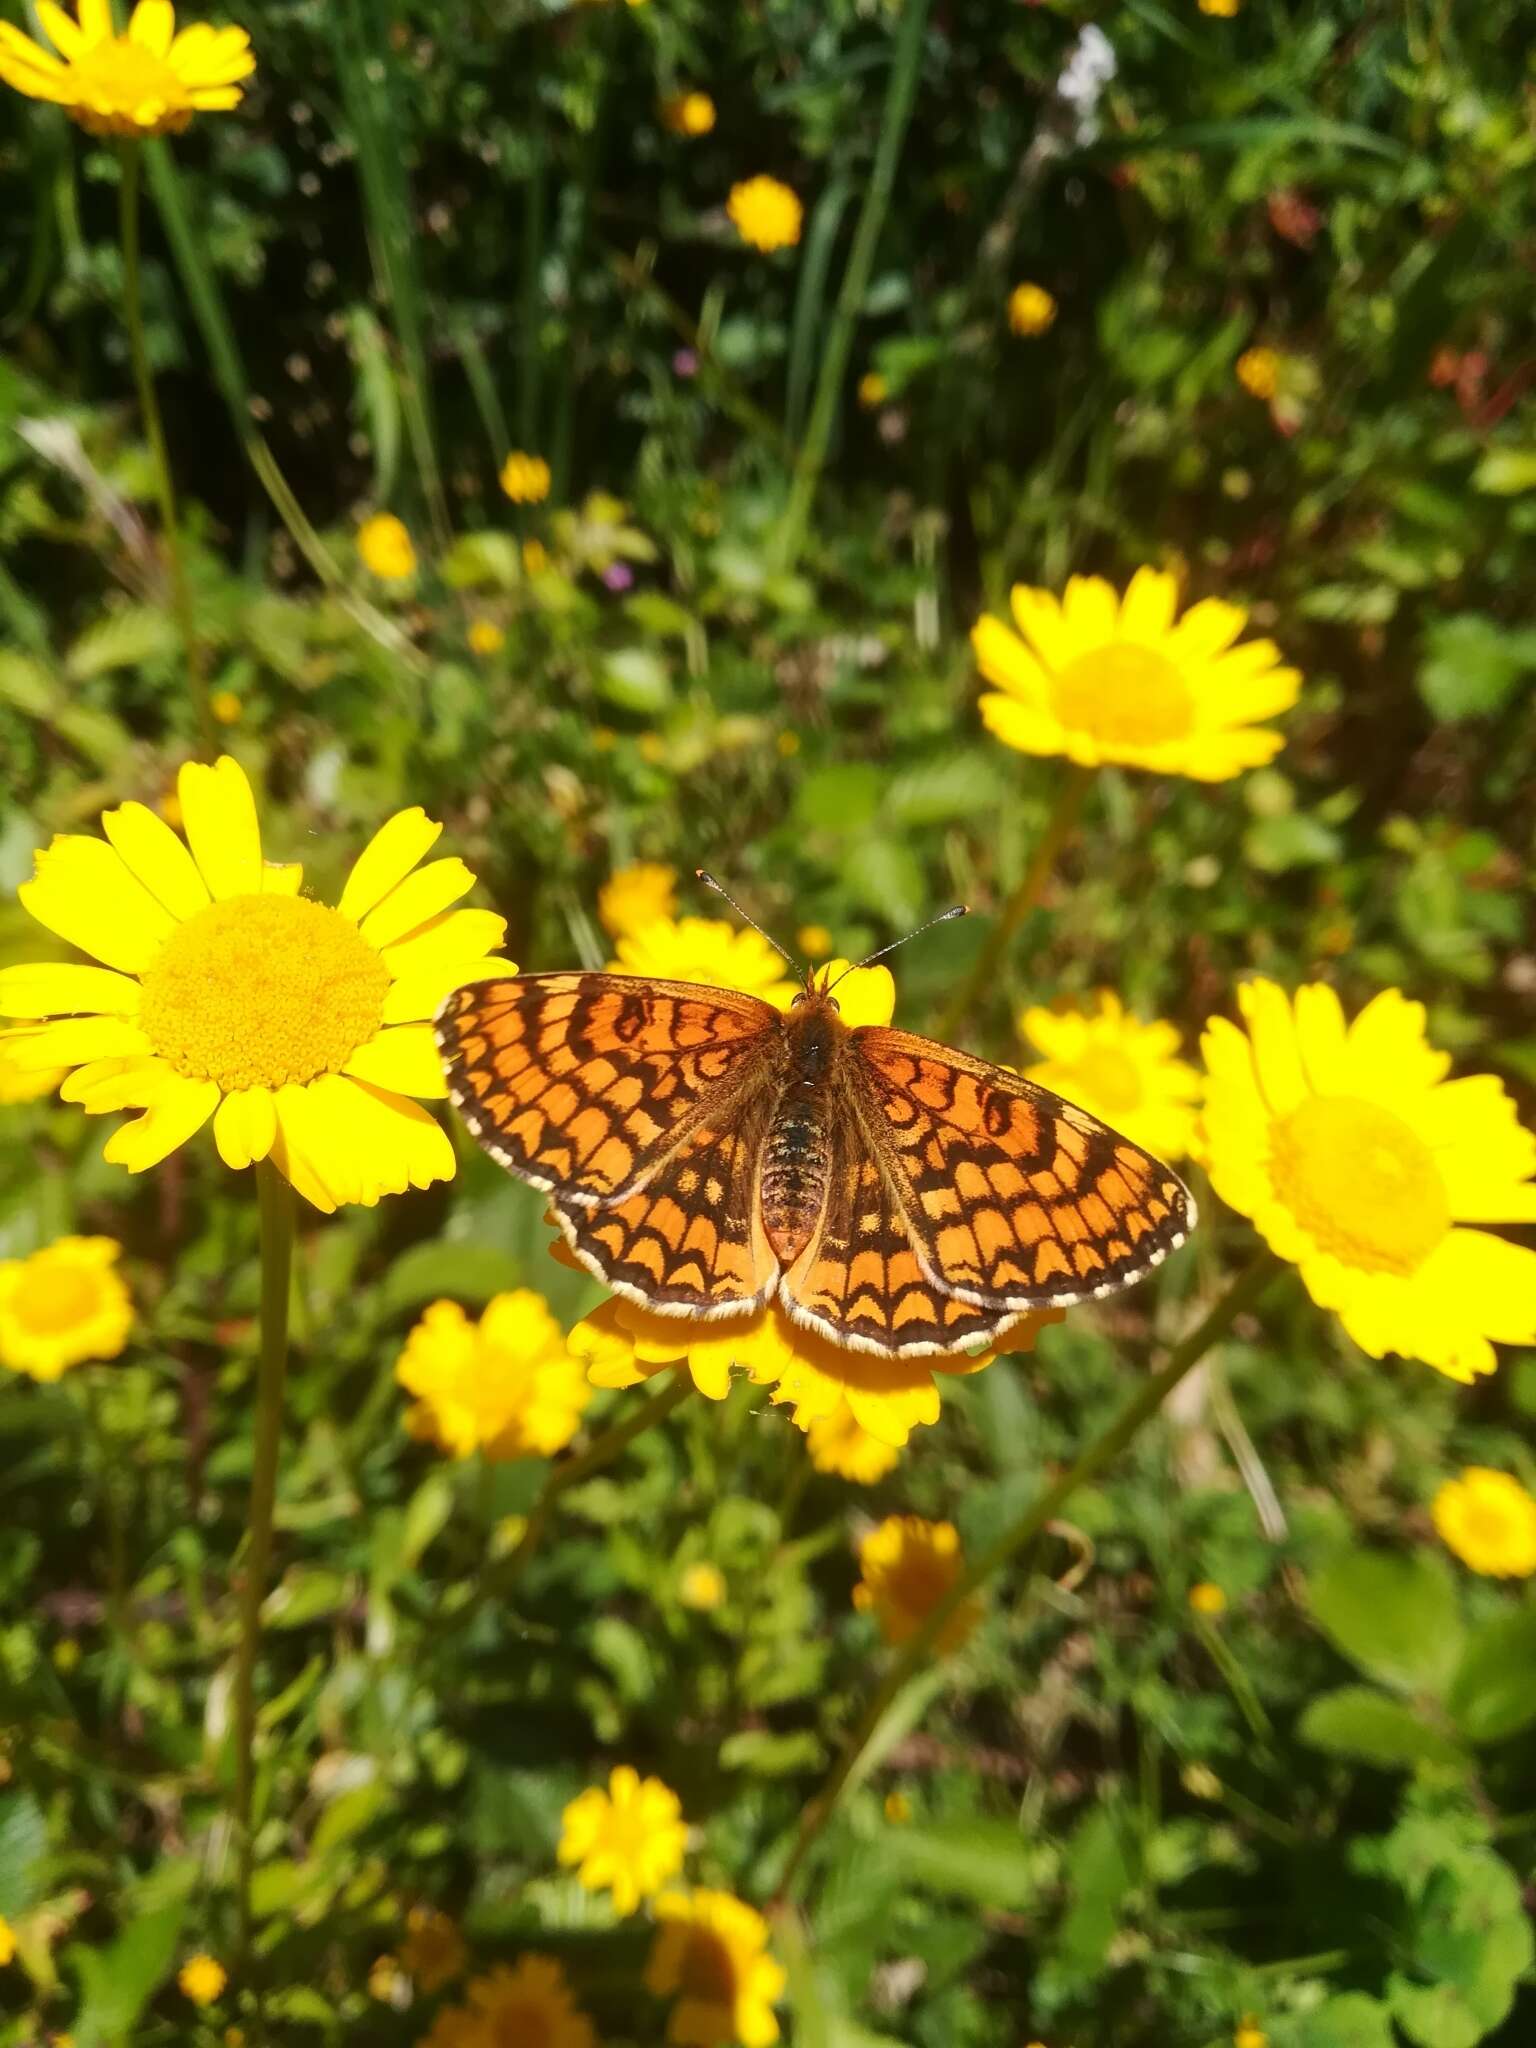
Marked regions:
[142,141,427,672]
[784,173,854,444]
[774,0,931,566]
[451,313,509,470]
[517,150,548,453]
[346,304,403,507]
[329,0,451,544]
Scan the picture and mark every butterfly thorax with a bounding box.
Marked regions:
[760,993,846,1264]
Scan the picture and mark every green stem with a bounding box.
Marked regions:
[443,1371,694,1635]
[774,1250,1279,1901]
[83,1372,129,1635]
[233,1163,294,1961]
[118,142,215,758]
[937,763,1095,1042]
[773,0,931,566]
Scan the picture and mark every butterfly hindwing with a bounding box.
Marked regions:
[435,972,781,1206]
[852,1025,1195,1311]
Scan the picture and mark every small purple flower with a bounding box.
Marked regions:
[672,348,698,378]
[603,562,635,592]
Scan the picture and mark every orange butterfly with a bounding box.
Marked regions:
[435,901,1194,1360]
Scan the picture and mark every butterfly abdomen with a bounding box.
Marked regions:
[761,1002,841,1262]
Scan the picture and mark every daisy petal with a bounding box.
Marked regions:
[1060,574,1120,648]
[178,756,263,900]
[979,692,1077,761]
[128,0,174,56]
[61,1055,172,1112]
[20,835,177,973]
[359,858,476,950]
[1293,983,1348,1095]
[305,1075,455,1205]
[1008,584,1073,670]
[1167,596,1248,660]
[35,2,84,57]
[971,616,1050,706]
[270,1084,339,1213]
[101,800,210,920]
[1236,979,1306,1116]
[0,963,142,1019]
[1343,989,1451,1100]
[343,1024,447,1099]
[338,807,442,922]
[4,1016,150,1069]
[102,1074,219,1171]
[382,955,512,1024]
[261,861,303,894]
[1118,566,1179,642]
[382,908,508,980]
[78,0,111,39]
[213,1087,277,1169]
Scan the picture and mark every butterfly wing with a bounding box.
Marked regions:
[778,1078,1025,1355]
[436,972,786,1315]
[852,1024,1195,1313]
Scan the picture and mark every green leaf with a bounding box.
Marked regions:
[0,1792,48,1918]
[1447,1608,1536,1744]
[312,1781,387,1858]
[1297,1686,1468,1770]
[882,1819,1040,1908]
[1308,1548,1464,1696]
[0,650,56,717]
[1419,613,1536,722]
[70,1900,186,2048]
[261,1565,355,1630]
[379,1241,525,1317]
[598,648,673,714]
[1294,1993,1399,2048]
[1056,1803,1134,1974]
[718,1728,825,1775]
[66,606,179,681]
[1471,447,1536,495]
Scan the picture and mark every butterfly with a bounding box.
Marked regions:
[435,940,1195,1361]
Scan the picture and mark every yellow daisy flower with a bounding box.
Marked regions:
[597,861,678,939]
[0,1915,14,1966]
[1019,990,1202,1161]
[679,1560,727,1610]
[1233,2021,1266,2048]
[802,1400,901,1483]
[645,1890,786,2048]
[973,566,1301,781]
[1432,1468,1536,1578]
[396,1293,591,1460]
[726,175,803,252]
[0,756,511,1212]
[1236,346,1279,398]
[357,513,416,581]
[558,1765,688,1916]
[177,1955,227,2006]
[796,924,833,960]
[399,1905,466,1993]
[210,688,241,725]
[853,1515,982,1652]
[1188,1581,1227,1617]
[467,619,505,656]
[1202,0,1241,15]
[0,1237,133,1381]
[465,1958,596,2048]
[857,372,889,408]
[1007,282,1057,336]
[661,88,715,136]
[606,915,799,1008]
[0,0,254,136]
[1199,980,1536,1382]
[500,451,551,505]
[884,1789,913,1824]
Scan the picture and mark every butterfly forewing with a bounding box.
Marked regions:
[436,972,780,1206]
[852,1025,1194,1310]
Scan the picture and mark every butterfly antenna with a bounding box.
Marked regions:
[825,905,969,993]
[694,871,797,968]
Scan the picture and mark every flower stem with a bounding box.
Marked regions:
[444,1371,694,1634]
[773,1249,1279,1902]
[118,142,215,760]
[233,1162,294,1960]
[937,762,1095,1043]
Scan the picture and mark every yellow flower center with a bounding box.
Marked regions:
[1073,1044,1143,1115]
[680,1930,739,2003]
[139,895,389,1094]
[11,1266,100,1336]
[73,36,190,126]
[1052,644,1194,748]
[1268,1095,1450,1275]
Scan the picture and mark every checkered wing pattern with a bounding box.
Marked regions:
[436,972,785,1312]
[781,1088,1017,1352]
[853,1026,1194,1313]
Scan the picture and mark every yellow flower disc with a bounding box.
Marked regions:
[1053,645,1193,749]
[1268,1095,1449,1276]
[139,895,389,1093]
